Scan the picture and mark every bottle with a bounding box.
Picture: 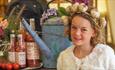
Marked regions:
[26,18,40,67]
[19,21,26,41]
[15,33,26,68]
[8,30,16,63]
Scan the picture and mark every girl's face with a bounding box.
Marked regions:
[71,16,95,46]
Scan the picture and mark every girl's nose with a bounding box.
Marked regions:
[75,29,81,36]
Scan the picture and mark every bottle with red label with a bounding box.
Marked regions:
[15,33,26,68]
[8,30,16,63]
[26,18,40,67]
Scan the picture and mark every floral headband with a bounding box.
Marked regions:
[61,2,107,28]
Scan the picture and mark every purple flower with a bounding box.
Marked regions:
[47,8,57,16]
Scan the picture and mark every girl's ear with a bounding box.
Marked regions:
[92,29,96,38]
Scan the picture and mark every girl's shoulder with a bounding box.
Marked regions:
[94,44,115,56]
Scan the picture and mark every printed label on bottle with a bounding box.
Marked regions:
[26,42,39,59]
[8,52,15,63]
[16,52,26,65]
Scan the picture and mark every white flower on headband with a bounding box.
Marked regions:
[66,6,72,13]
[65,2,101,19]
[72,2,79,12]
[65,2,89,15]
[78,3,88,12]
[91,9,100,18]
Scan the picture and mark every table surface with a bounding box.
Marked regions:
[21,67,57,70]
[38,68,56,70]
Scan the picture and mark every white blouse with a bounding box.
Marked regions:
[57,44,115,70]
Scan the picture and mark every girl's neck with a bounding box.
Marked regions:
[73,44,94,59]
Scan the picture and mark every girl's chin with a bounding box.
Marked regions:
[73,42,83,46]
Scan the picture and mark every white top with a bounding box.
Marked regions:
[57,44,115,70]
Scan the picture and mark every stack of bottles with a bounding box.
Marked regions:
[8,18,41,69]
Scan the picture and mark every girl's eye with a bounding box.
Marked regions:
[71,26,77,29]
[82,29,87,31]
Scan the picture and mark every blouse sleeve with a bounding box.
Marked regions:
[57,53,63,70]
[109,55,115,69]
[107,46,115,69]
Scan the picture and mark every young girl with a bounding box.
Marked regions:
[57,3,115,70]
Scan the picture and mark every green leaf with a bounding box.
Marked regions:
[7,22,17,30]
[58,7,69,16]
[3,21,19,41]
[4,28,10,41]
